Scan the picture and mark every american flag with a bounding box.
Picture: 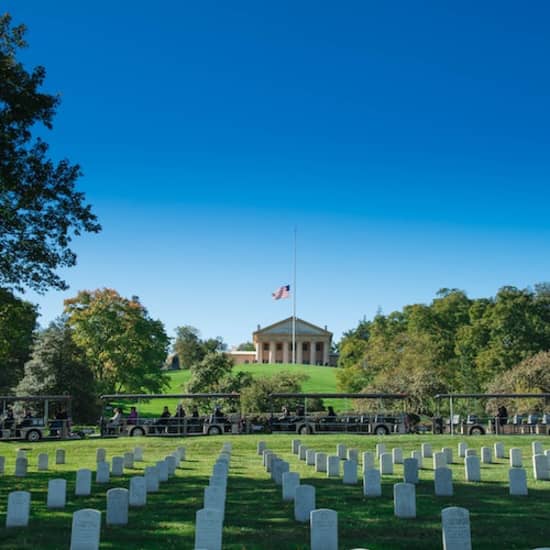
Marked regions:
[272,284,290,300]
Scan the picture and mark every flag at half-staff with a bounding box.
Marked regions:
[272,285,290,300]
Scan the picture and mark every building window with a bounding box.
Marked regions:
[302,343,307,351]
[263,343,269,351]
[276,343,282,351]
[316,343,322,351]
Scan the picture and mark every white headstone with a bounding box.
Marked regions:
[294,484,316,522]
[394,483,416,518]
[16,449,27,460]
[363,469,382,497]
[15,457,27,477]
[343,460,358,485]
[177,446,186,461]
[299,445,308,461]
[403,458,419,484]
[532,441,543,456]
[510,448,523,468]
[6,491,31,527]
[47,478,67,509]
[133,446,144,462]
[465,456,481,482]
[111,456,123,477]
[106,488,129,525]
[433,452,447,470]
[442,447,453,464]
[441,506,472,550]
[327,456,340,478]
[145,466,159,492]
[257,441,267,455]
[194,508,223,550]
[411,450,423,470]
[38,453,49,471]
[435,467,453,497]
[129,476,147,507]
[376,443,386,459]
[96,448,106,463]
[458,442,468,458]
[347,448,359,463]
[96,461,110,484]
[465,449,477,457]
[310,508,338,550]
[213,462,228,478]
[292,439,301,454]
[532,454,549,481]
[123,452,134,469]
[392,448,403,465]
[494,442,505,459]
[306,449,317,466]
[264,451,274,471]
[481,447,492,464]
[204,485,225,520]
[157,460,169,482]
[70,508,101,550]
[337,444,347,460]
[380,453,393,475]
[509,468,528,496]
[315,452,327,473]
[362,451,375,472]
[75,469,92,497]
[55,449,66,465]
[421,443,432,458]
[210,474,227,495]
[274,460,289,485]
[282,471,300,501]
[165,455,177,476]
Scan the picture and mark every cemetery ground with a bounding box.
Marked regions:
[1,434,549,549]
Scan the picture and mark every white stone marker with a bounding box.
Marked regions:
[510,448,523,468]
[96,448,106,463]
[315,452,327,473]
[111,456,123,477]
[294,485,316,523]
[532,454,550,480]
[157,460,169,482]
[362,451,375,472]
[75,469,92,496]
[310,508,338,550]
[363,469,382,497]
[481,447,492,464]
[38,453,49,471]
[348,448,359,463]
[177,446,186,461]
[442,447,453,464]
[16,449,27,460]
[15,457,27,477]
[465,456,481,482]
[274,460,289,485]
[145,466,159,492]
[393,483,416,518]
[435,467,453,497]
[257,441,266,455]
[123,452,134,469]
[392,448,403,465]
[133,447,144,462]
[422,443,432,458]
[106,488,129,526]
[458,442,468,458]
[47,478,67,509]
[433,452,447,470]
[337,444,347,459]
[96,461,109,484]
[376,443,386,459]
[411,450,423,470]
[204,485,225,520]
[263,451,273,469]
[380,453,393,475]
[465,449,477,458]
[441,506,472,550]
[213,462,228,478]
[299,445,308,461]
[194,508,223,550]
[343,460,358,485]
[306,449,317,466]
[129,476,147,507]
[494,442,505,459]
[55,449,66,465]
[292,439,301,454]
[0,455,5,474]
[327,456,340,478]
[509,468,528,496]
[6,491,31,527]
[282,472,300,501]
[165,455,177,476]
[403,458,419,484]
[532,441,543,456]
[70,508,101,550]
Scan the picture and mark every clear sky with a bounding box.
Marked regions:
[5,1,550,347]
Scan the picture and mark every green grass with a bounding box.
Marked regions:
[1,434,549,549]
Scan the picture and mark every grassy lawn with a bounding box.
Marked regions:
[1,434,549,549]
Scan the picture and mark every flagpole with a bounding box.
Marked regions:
[292,226,297,364]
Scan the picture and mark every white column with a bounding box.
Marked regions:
[283,341,289,363]
[323,340,330,365]
[256,341,262,362]
[269,341,276,363]
[310,341,316,364]
[297,340,303,364]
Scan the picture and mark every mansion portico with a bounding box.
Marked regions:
[252,317,333,365]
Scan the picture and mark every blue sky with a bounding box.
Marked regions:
[5,1,550,347]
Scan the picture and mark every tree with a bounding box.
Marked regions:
[64,289,170,394]
[15,318,98,422]
[0,287,37,392]
[0,14,100,293]
[237,342,255,351]
[173,325,226,368]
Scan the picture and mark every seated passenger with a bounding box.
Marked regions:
[191,405,199,418]
[127,406,138,426]
[326,406,337,420]
[19,409,34,428]
[278,406,290,421]
[155,406,171,433]
[50,408,68,436]
[1,408,15,431]
[107,407,123,434]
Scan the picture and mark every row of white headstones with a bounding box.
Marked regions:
[3,445,188,550]
[257,438,550,550]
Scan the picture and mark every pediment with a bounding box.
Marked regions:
[254,317,332,337]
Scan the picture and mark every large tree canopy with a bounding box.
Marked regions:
[0,13,100,293]
[64,289,170,395]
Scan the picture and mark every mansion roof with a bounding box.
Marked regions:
[253,317,332,339]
